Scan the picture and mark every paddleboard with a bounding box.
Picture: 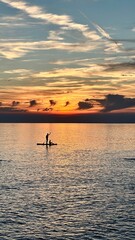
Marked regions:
[37,143,57,146]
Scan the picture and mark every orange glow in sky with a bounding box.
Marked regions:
[0,0,135,117]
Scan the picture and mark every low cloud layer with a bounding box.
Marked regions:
[29,100,37,107]
[43,108,53,112]
[98,94,135,112]
[12,100,20,106]
[49,99,57,106]
[0,107,27,112]
[78,101,93,110]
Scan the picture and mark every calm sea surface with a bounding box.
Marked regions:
[0,123,135,240]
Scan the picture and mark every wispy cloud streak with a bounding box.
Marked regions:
[0,0,102,59]
[0,0,100,40]
[0,40,100,59]
[79,10,122,53]
[92,22,121,51]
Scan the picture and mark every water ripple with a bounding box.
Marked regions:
[1,123,135,240]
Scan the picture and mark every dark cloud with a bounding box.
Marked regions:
[29,100,37,107]
[12,101,20,106]
[0,107,27,112]
[65,101,70,107]
[43,108,53,112]
[104,62,135,72]
[98,94,135,112]
[85,98,91,101]
[78,101,93,110]
[49,99,57,106]
[0,102,2,106]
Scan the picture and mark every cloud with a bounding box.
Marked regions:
[0,22,25,27]
[0,1,101,60]
[85,98,91,101]
[50,58,100,67]
[78,101,93,110]
[93,22,112,41]
[47,31,64,41]
[0,107,27,112]
[0,39,100,59]
[65,101,70,107]
[29,100,37,107]
[12,100,20,106]
[4,69,32,75]
[0,14,28,28]
[33,64,105,79]
[92,22,123,53]
[49,99,56,106]
[104,62,135,72]
[43,108,53,112]
[98,94,135,112]
[0,0,100,41]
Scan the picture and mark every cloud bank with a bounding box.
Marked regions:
[98,94,135,112]
[78,101,93,110]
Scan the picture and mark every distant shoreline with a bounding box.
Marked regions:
[0,112,135,123]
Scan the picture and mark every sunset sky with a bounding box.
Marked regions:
[0,0,135,117]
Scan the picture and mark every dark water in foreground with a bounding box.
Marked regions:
[0,123,135,240]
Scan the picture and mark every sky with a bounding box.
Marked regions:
[0,0,135,118]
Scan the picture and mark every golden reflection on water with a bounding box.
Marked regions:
[1,123,135,154]
[6,123,134,152]
[0,123,135,239]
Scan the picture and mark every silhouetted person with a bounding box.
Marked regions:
[49,140,52,145]
[46,132,51,144]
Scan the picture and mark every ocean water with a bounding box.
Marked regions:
[0,123,135,240]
